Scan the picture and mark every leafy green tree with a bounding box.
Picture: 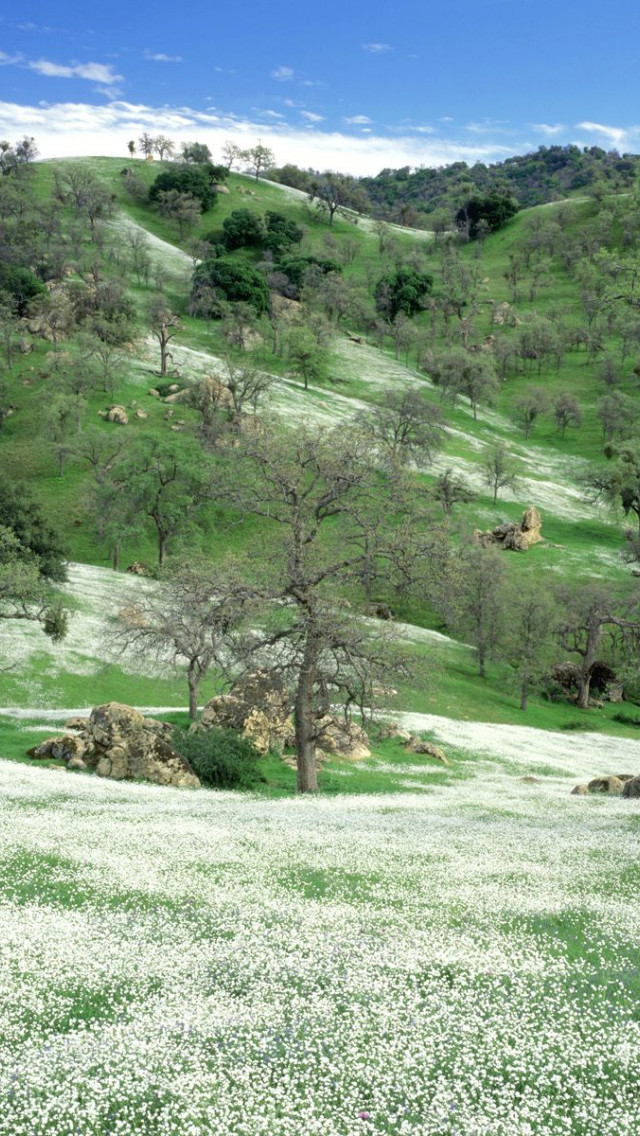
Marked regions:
[375,266,433,320]
[222,208,265,250]
[0,264,46,316]
[456,192,519,239]
[0,525,67,647]
[0,474,67,581]
[264,211,303,254]
[308,172,367,226]
[193,257,269,316]
[149,164,219,212]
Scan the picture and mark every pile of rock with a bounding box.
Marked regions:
[571,774,640,797]
[474,506,543,552]
[27,702,200,788]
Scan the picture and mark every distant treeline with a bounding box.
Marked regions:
[268,146,640,228]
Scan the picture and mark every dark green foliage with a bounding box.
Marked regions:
[375,266,433,319]
[264,211,303,254]
[278,255,341,290]
[148,164,219,212]
[192,257,269,316]
[222,208,265,250]
[362,145,640,222]
[0,263,46,316]
[172,726,263,789]
[457,193,519,239]
[0,475,67,581]
[268,164,317,192]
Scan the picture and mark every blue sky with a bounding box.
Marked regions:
[1,0,640,174]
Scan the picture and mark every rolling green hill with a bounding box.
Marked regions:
[3,154,640,745]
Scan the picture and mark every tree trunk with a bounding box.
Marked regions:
[520,682,528,711]
[158,529,168,566]
[294,631,319,793]
[187,667,199,720]
[576,671,591,709]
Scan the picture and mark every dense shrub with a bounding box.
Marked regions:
[0,474,67,581]
[375,266,433,319]
[192,257,269,316]
[148,163,220,212]
[172,726,264,789]
[0,263,46,316]
[222,208,265,250]
[456,192,519,239]
[264,211,303,255]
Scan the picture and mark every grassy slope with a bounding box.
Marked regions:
[1,158,639,737]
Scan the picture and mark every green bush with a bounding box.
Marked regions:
[172,726,264,789]
[192,257,269,316]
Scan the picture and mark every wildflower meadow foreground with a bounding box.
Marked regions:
[1,749,639,1136]
[3,745,640,1136]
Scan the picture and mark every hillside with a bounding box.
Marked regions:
[2,153,640,758]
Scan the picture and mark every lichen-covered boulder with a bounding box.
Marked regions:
[27,702,200,789]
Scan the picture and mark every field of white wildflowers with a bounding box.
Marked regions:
[1,753,639,1136]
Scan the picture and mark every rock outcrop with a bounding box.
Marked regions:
[201,672,294,754]
[571,774,636,797]
[622,776,640,798]
[27,703,200,788]
[474,506,543,552]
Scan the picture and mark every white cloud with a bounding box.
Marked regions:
[301,111,325,123]
[0,98,520,176]
[144,52,183,63]
[343,115,372,125]
[271,66,294,81]
[28,59,123,87]
[532,122,565,137]
[362,43,391,53]
[576,120,637,149]
[0,51,23,66]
